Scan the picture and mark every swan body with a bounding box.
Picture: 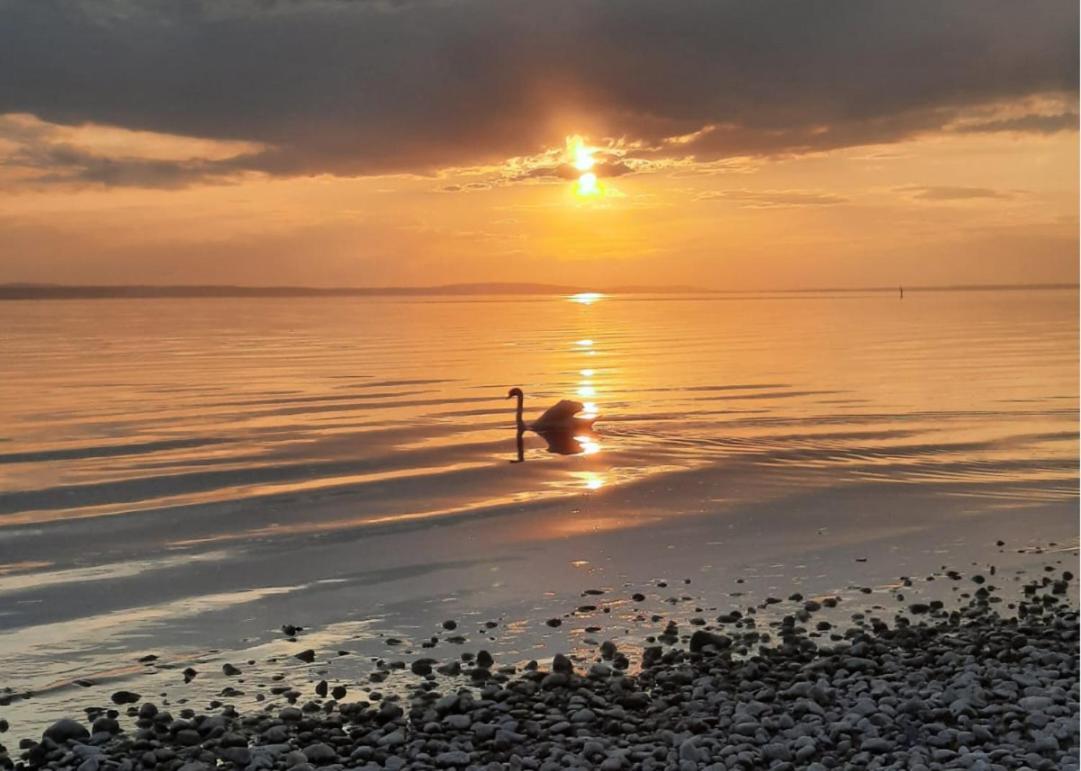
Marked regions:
[507,388,597,433]
[507,387,598,459]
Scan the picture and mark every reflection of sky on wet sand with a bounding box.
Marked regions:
[0,289,1076,736]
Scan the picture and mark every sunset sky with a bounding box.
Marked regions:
[1,0,1077,290]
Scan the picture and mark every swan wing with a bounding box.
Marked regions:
[531,399,584,430]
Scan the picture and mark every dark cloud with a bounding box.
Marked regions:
[0,0,1076,185]
[510,159,635,183]
[6,141,256,188]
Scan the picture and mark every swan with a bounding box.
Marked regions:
[507,387,597,434]
[506,387,599,461]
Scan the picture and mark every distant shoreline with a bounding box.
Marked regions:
[0,282,1075,300]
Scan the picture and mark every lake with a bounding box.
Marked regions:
[0,289,1076,732]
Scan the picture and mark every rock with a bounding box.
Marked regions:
[476,650,494,668]
[411,659,434,676]
[762,743,791,762]
[91,717,119,734]
[862,737,894,753]
[436,661,462,676]
[443,714,471,730]
[378,729,405,747]
[110,690,140,705]
[642,646,664,667]
[294,649,316,663]
[263,725,290,743]
[301,743,337,764]
[689,630,731,653]
[222,663,242,676]
[1019,696,1054,711]
[551,653,573,674]
[283,751,308,768]
[43,719,89,743]
[541,672,569,689]
[175,729,201,746]
[589,662,613,677]
[435,750,472,767]
[219,747,251,766]
[546,618,562,628]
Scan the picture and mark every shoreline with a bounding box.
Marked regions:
[6,548,1078,771]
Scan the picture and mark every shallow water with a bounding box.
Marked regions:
[0,289,1077,733]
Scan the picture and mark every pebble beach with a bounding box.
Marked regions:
[7,546,1078,771]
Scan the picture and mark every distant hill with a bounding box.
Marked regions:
[0,282,1073,300]
[0,282,700,300]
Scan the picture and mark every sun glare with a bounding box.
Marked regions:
[576,171,599,196]
[567,135,602,198]
[572,139,595,172]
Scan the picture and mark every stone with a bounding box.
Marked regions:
[43,719,90,744]
[689,630,731,653]
[301,743,337,764]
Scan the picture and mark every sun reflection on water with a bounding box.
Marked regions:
[575,436,601,455]
[582,472,606,490]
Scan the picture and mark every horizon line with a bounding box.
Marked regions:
[0,280,1076,300]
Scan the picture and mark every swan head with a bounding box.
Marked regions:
[506,387,523,400]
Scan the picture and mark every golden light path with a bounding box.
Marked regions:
[568,289,605,486]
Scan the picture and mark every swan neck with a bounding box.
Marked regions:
[515,392,525,429]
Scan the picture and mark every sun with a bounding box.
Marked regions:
[572,139,594,172]
[567,135,602,197]
[576,171,599,196]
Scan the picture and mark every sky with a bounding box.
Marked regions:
[0,0,1078,290]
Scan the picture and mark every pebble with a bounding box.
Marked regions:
[43,719,89,743]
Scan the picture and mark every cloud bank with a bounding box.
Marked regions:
[1,0,1076,186]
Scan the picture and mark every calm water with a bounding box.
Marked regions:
[0,290,1077,731]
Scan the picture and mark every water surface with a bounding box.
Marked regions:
[0,290,1076,731]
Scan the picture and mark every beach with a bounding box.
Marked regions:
[10,543,1079,770]
[0,290,1077,760]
